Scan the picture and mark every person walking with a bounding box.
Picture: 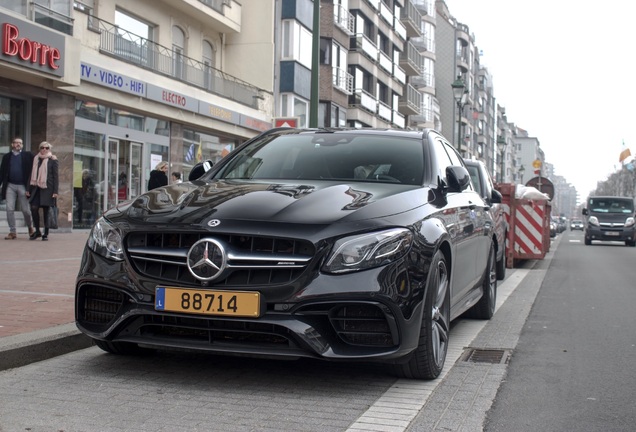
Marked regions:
[0,136,35,239]
[28,141,58,241]
[148,161,168,190]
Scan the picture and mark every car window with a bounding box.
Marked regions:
[216,133,425,185]
[588,198,634,214]
[466,165,482,196]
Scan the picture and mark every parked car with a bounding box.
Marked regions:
[463,159,507,280]
[550,218,558,238]
[570,219,584,230]
[75,128,498,380]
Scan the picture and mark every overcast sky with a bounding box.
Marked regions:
[445,0,635,200]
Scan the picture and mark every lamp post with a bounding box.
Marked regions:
[451,76,469,152]
[519,165,525,184]
[496,135,506,183]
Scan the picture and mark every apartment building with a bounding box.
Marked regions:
[1,0,274,230]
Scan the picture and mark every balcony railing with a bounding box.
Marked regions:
[353,89,378,113]
[334,4,354,35]
[198,0,231,13]
[95,17,263,108]
[399,41,424,75]
[353,34,379,61]
[32,2,74,35]
[400,1,423,37]
[333,67,354,95]
[398,84,421,116]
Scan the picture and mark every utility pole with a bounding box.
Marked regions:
[309,0,320,127]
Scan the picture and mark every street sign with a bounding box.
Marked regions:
[273,117,299,128]
[532,159,542,169]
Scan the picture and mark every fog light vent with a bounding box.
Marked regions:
[461,349,510,364]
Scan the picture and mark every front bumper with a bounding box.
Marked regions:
[585,225,636,242]
[75,249,427,362]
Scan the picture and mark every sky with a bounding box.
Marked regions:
[445,0,636,199]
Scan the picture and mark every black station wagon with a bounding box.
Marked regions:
[75,128,497,380]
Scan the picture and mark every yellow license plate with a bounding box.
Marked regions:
[155,287,260,317]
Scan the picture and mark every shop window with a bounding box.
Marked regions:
[75,100,107,122]
[108,108,144,131]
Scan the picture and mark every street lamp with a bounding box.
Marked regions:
[519,164,525,184]
[451,76,469,151]
[496,135,506,183]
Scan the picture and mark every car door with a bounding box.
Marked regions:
[432,138,483,298]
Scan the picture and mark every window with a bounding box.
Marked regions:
[172,26,185,79]
[281,19,312,69]
[281,94,308,128]
[203,40,216,90]
[114,10,153,65]
[34,0,73,34]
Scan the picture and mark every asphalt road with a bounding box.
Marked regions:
[484,229,636,432]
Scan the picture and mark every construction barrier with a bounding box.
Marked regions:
[496,183,552,268]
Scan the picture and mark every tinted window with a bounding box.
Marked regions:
[215,133,425,185]
[588,198,634,214]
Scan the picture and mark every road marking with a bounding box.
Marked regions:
[347,269,529,432]
[570,239,581,243]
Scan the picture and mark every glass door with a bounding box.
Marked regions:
[116,140,143,202]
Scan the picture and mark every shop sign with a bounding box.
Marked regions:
[0,11,65,77]
[146,84,198,112]
[81,63,146,96]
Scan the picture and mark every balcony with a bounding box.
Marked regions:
[400,1,423,37]
[398,84,421,115]
[333,66,354,95]
[334,3,354,35]
[352,34,379,61]
[95,17,263,108]
[392,110,405,128]
[378,100,392,122]
[378,50,393,73]
[379,1,394,25]
[399,41,424,75]
[393,64,406,84]
[32,2,74,35]
[155,0,240,33]
[351,89,378,114]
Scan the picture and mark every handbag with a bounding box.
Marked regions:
[48,199,59,230]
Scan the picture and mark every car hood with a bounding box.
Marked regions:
[113,180,428,226]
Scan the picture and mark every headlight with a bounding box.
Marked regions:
[87,217,124,261]
[626,217,635,227]
[588,216,599,226]
[322,228,413,274]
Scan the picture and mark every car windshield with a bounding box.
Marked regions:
[214,132,425,185]
[588,198,634,214]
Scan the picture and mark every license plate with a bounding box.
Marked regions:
[605,232,620,237]
[155,287,260,317]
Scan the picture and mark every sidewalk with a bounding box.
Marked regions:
[0,230,93,370]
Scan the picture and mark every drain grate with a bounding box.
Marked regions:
[461,348,511,364]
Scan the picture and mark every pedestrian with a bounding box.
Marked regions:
[148,161,168,190]
[0,136,35,239]
[28,141,59,241]
[171,171,182,184]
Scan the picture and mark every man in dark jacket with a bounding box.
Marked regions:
[0,137,35,239]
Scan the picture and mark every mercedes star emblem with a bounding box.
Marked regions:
[187,238,227,281]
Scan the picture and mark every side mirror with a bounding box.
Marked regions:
[582,208,588,216]
[491,189,503,204]
[446,166,471,192]
[188,160,214,181]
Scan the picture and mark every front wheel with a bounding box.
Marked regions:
[392,250,450,380]
[584,236,592,245]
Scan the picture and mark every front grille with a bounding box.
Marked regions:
[139,315,296,348]
[126,232,314,286]
[329,304,395,347]
[78,285,125,324]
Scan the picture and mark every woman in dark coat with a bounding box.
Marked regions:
[27,141,59,241]
[147,161,168,190]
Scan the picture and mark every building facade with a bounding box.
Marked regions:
[1,0,274,230]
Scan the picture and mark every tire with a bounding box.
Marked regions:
[466,242,497,320]
[94,339,150,355]
[495,244,506,281]
[392,250,450,380]
[626,240,636,247]
[584,236,592,245]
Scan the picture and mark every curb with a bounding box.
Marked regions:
[0,323,93,372]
